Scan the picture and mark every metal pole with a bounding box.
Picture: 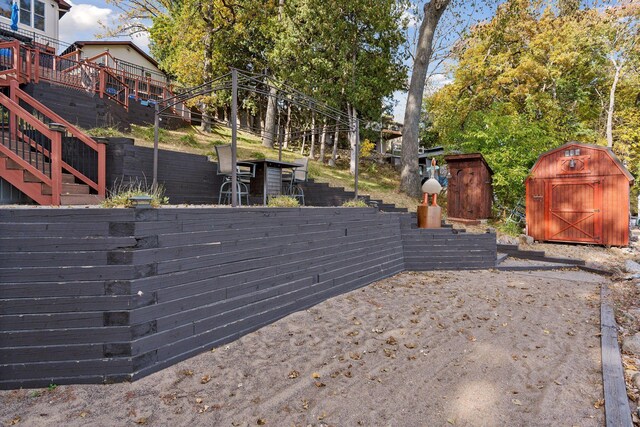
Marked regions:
[354,114,359,200]
[231,68,238,207]
[152,102,159,189]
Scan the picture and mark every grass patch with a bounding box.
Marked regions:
[341,199,369,207]
[102,179,169,208]
[267,195,300,207]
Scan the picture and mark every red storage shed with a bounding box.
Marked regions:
[526,142,634,246]
[445,153,493,221]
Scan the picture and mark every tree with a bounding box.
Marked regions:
[400,0,450,198]
[425,0,638,210]
[601,2,639,147]
[271,0,407,172]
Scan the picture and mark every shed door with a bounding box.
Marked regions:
[545,180,602,244]
[451,168,479,219]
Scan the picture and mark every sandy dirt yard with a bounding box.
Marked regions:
[1,269,607,427]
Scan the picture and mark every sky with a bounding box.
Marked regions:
[58,0,151,51]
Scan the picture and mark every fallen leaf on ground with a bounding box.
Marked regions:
[386,336,398,345]
[195,398,203,404]
[404,343,417,349]
[9,416,20,425]
[200,375,211,384]
[135,417,148,425]
[257,418,266,425]
[302,400,309,410]
[288,370,300,379]
[314,382,326,388]
[512,399,522,406]
[593,399,604,409]
[312,372,321,379]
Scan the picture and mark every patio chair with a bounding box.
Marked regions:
[282,157,308,205]
[215,145,254,205]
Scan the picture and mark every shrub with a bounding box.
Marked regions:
[341,199,369,207]
[87,127,124,137]
[267,195,300,207]
[102,180,169,208]
[359,138,376,158]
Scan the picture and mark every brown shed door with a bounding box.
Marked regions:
[545,180,602,244]
[450,168,479,219]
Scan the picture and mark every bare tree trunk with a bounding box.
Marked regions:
[309,112,316,159]
[319,119,328,163]
[301,130,306,155]
[329,122,339,167]
[606,60,621,148]
[284,103,291,149]
[200,34,213,133]
[401,0,450,197]
[261,0,285,147]
[348,104,357,175]
[262,88,277,147]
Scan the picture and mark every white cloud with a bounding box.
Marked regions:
[130,31,150,52]
[59,1,113,43]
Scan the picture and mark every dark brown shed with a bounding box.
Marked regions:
[526,142,635,246]
[445,153,493,221]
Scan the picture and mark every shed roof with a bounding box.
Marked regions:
[530,142,634,183]
[444,153,493,175]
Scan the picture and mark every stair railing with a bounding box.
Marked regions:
[7,79,106,200]
[0,85,60,203]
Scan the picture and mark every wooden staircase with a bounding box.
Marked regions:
[0,80,106,205]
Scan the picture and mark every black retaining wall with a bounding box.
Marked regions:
[23,82,187,132]
[105,138,222,205]
[0,207,496,389]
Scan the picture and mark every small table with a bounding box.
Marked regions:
[240,159,302,205]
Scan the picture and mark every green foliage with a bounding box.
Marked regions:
[87,127,125,137]
[47,384,57,391]
[359,139,376,158]
[426,0,640,210]
[102,180,169,208]
[131,125,166,143]
[341,199,369,208]
[267,195,300,207]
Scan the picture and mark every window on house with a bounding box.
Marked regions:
[0,0,11,19]
[33,0,44,30]
[19,0,30,26]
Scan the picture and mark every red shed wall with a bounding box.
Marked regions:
[526,144,631,246]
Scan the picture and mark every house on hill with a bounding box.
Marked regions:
[61,41,167,84]
[0,0,70,51]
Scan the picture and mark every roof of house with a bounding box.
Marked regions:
[71,41,159,69]
[56,0,71,11]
